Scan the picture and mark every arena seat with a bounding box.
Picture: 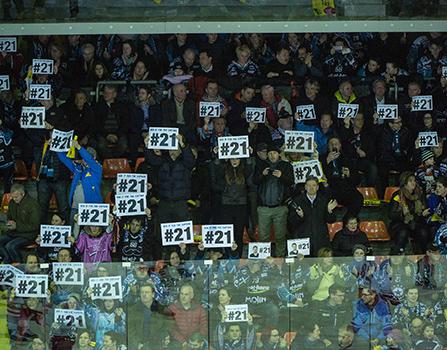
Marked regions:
[357,187,380,206]
[154,260,165,273]
[359,221,390,241]
[1,193,11,213]
[134,157,145,172]
[14,159,28,181]
[383,186,399,203]
[327,222,343,241]
[102,158,132,179]
[30,162,38,180]
[284,331,297,346]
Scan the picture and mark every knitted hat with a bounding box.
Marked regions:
[256,143,268,152]
[267,143,280,153]
[421,149,434,163]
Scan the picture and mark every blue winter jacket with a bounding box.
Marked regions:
[57,147,103,206]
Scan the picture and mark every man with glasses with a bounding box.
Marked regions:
[351,287,393,342]
[314,285,350,346]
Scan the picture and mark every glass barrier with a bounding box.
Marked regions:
[1,0,444,23]
[0,255,446,349]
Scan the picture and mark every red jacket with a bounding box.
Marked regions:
[168,301,207,342]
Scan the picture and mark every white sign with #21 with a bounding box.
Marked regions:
[225,304,248,322]
[201,224,234,248]
[115,193,146,217]
[20,106,45,129]
[245,107,266,123]
[199,101,221,118]
[147,127,179,150]
[89,276,122,300]
[50,129,73,152]
[29,84,51,100]
[54,309,85,328]
[161,221,194,246]
[32,59,54,75]
[337,103,359,119]
[418,132,438,148]
[412,95,433,112]
[248,242,271,259]
[293,160,323,184]
[296,104,316,120]
[284,131,314,153]
[0,37,17,52]
[0,75,10,91]
[377,104,398,120]
[0,265,24,287]
[52,262,84,285]
[218,136,249,159]
[78,203,110,227]
[39,225,71,248]
[14,274,48,298]
[116,173,147,194]
[287,238,310,257]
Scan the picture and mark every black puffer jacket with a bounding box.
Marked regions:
[145,146,195,200]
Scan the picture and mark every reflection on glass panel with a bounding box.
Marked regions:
[1,255,446,349]
[0,0,444,22]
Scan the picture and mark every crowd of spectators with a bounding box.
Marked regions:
[1,32,447,349]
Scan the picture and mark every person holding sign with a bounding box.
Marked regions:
[216,313,255,350]
[57,138,102,224]
[1,183,40,263]
[209,157,254,256]
[287,176,336,256]
[73,213,115,263]
[116,209,153,262]
[198,115,231,160]
[145,133,194,223]
[254,144,294,256]
[34,99,72,223]
[259,85,292,130]
[295,80,329,125]
[331,80,358,121]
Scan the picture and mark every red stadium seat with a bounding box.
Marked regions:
[284,331,297,346]
[30,162,38,180]
[102,158,132,179]
[14,159,28,181]
[360,221,390,241]
[154,260,165,273]
[134,157,145,172]
[327,222,343,241]
[357,187,380,206]
[1,193,11,213]
[383,187,399,203]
